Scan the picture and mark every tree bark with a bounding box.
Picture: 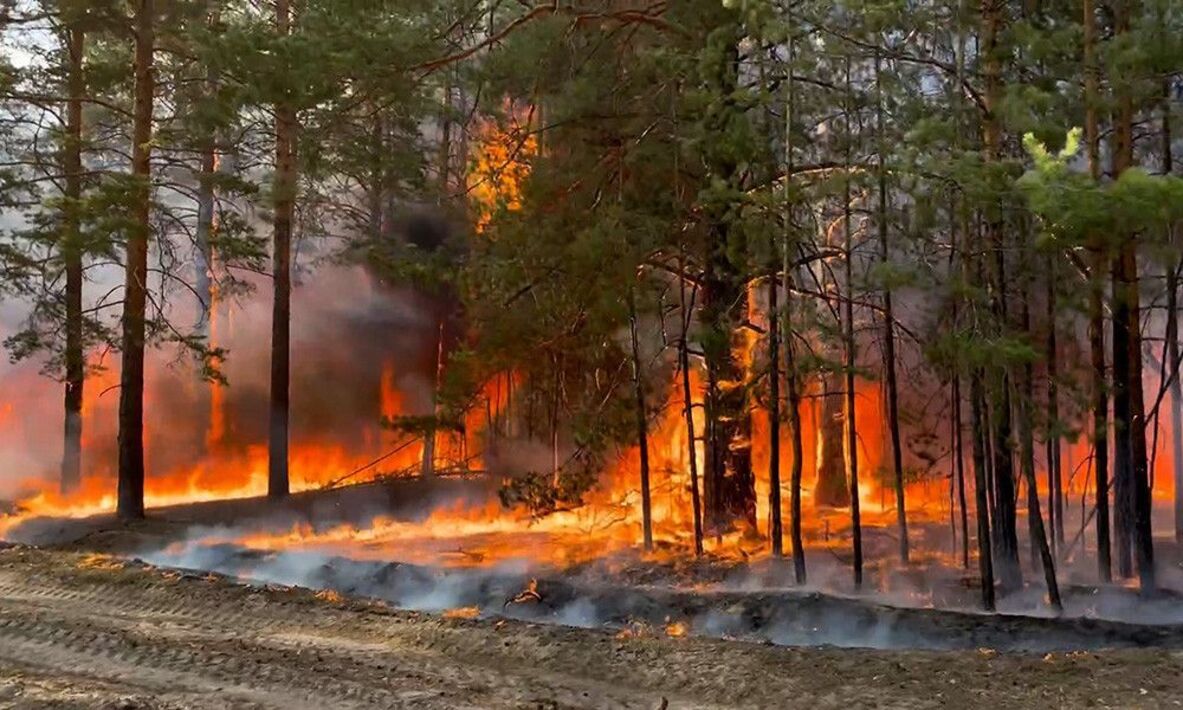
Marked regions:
[699,23,756,536]
[269,0,295,499]
[1046,256,1064,553]
[875,49,909,564]
[970,370,996,611]
[842,58,862,589]
[678,254,704,557]
[953,375,970,568]
[117,0,156,521]
[782,34,805,582]
[1019,282,1062,609]
[767,265,783,557]
[1083,0,1111,582]
[1164,91,1183,544]
[1167,259,1182,544]
[628,291,654,552]
[61,23,85,495]
[1110,0,1154,592]
[981,0,1021,594]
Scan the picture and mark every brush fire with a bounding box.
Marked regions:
[2,3,1183,706]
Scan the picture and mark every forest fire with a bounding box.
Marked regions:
[4,0,1183,704]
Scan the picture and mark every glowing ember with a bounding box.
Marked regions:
[665,620,689,638]
[443,606,481,620]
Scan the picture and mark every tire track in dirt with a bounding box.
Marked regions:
[0,550,678,709]
[2,546,1182,709]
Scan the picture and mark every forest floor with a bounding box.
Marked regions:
[0,545,1182,709]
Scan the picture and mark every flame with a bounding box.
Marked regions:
[469,103,537,234]
[443,606,480,619]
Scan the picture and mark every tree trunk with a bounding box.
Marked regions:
[981,0,1021,594]
[1165,94,1183,544]
[628,291,653,552]
[678,255,704,557]
[1090,265,1113,581]
[700,26,755,536]
[970,370,996,611]
[954,375,970,568]
[782,34,805,582]
[1019,283,1063,609]
[1046,256,1064,553]
[193,9,220,339]
[875,49,909,564]
[1169,259,1183,544]
[269,0,295,499]
[1083,0,1111,582]
[1110,0,1154,592]
[117,0,155,521]
[815,377,850,507]
[767,264,783,557]
[61,24,85,495]
[842,60,862,589]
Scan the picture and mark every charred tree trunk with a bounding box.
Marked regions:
[1019,281,1062,610]
[842,60,863,589]
[981,0,1021,594]
[953,375,970,568]
[1083,0,1111,581]
[815,377,850,507]
[678,255,704,557]
[1046,256,1064,554]
[785,273,806,582]
[767,266,783,557]
[970,370,996,611]
[1170,258,1183,544]
[268,0,295,499]
[1090,267,1113,581]
[117,0,155,521]
[628,291,654,552]
[700,30,756,536]
[875,49,909,564]
[1166,99,1183,544]
[61,24,85,495]
[1110,0,1154,592]
[782,37,805,582]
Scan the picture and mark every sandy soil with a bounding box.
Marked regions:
[0,545,1179,709]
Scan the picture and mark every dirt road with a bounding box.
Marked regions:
[0,546,1180,709]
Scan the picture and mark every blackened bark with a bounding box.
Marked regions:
[1018,287,1062,609]
[678,256,704,557]
[970,371,996,611]
[1170,260,1183,544]
[981,0,1021,594]
[953,375,970,568]
[815,377,850,507]
[699,29,755,536]
[628,292,653,551]
[1046,257,1064,553]
[841,58,862,588]
[782,38,804,582]
[1090,265,1112,582]
[1083,0,1110,580]
[61,24,85,495]
[767,267,783,557]
[269,0,295,499]
[117,0,155,521]
[875,49,909,564]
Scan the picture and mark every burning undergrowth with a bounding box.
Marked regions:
[114,490,1183,654]
[137,534,1183,653]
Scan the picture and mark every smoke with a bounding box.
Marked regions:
[0,261,445,502]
